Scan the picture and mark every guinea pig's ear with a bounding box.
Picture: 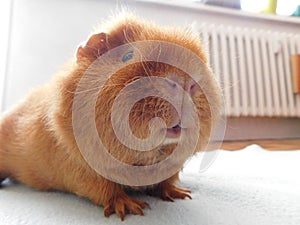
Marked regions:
[76,32,109,63]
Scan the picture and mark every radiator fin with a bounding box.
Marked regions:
[200,24,300,117]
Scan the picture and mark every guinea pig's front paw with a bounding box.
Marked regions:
[104,194,149,221]
[148,184,192,202]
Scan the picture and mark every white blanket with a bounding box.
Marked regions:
[1,145,299,225]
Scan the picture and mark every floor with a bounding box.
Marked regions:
[0,145,299,225]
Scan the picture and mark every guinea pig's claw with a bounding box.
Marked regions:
[160,185,192,201]
[104,195,149,221]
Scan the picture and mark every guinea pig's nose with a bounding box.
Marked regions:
[165,75,199,97]
[187,79,199,97]
[165,76,184,89]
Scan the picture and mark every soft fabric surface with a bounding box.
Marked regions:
[0,145,299,225]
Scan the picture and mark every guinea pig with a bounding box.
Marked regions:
[0,13,220,220]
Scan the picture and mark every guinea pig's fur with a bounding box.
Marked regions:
[0,13,219,220]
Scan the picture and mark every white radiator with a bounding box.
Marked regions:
[199,24,300,117]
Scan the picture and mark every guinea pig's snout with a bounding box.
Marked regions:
[165,75,199,98]
[161,75,199,141]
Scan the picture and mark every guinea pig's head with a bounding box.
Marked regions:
[72,14,220,167]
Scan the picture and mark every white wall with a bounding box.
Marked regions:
[3,0,300,111]
[0,0,12,112]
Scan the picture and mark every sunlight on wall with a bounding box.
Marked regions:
[241,0,268,13]
[241,0,300,15]
[277,0,300,15]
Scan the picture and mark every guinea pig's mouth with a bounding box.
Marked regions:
[166,124,181,138]
[160,123,182,146]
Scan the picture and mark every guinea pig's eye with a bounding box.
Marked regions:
[122,50,134,62]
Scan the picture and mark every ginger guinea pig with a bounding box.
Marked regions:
[0,13,221,220]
